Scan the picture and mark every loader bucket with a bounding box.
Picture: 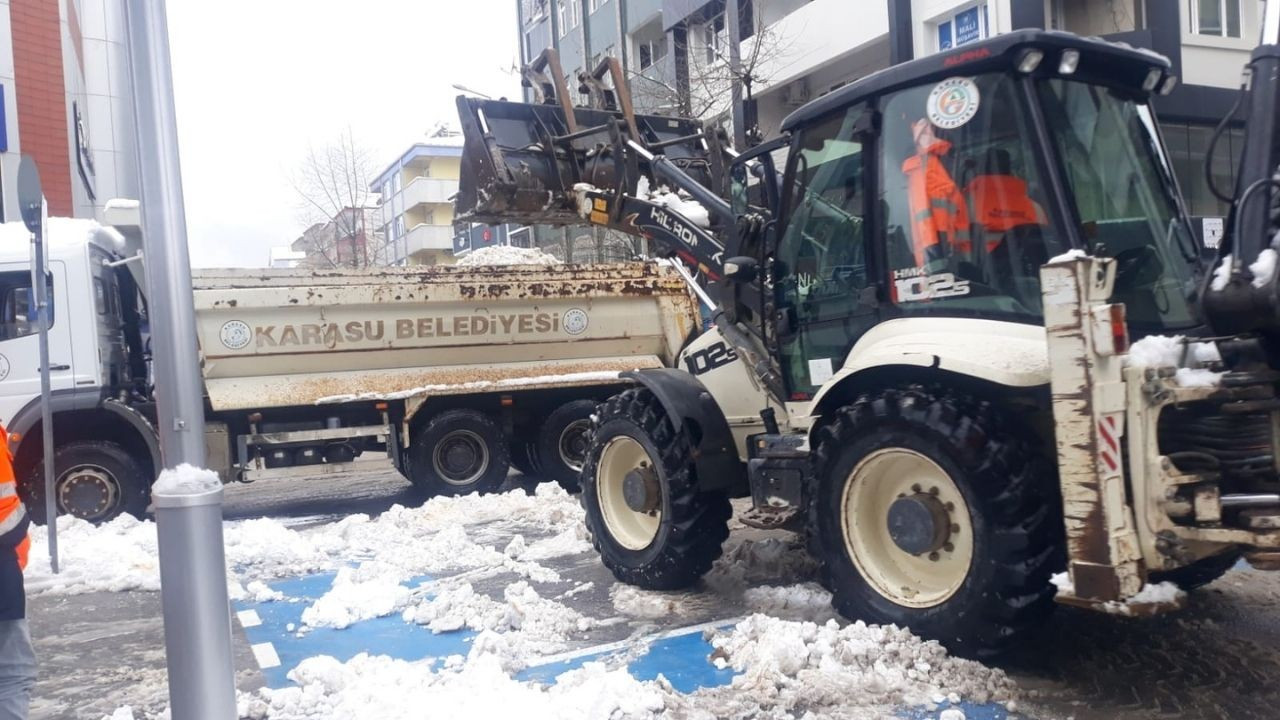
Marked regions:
[455,96,716,228]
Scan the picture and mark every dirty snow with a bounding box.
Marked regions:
[572,182,601,220]
[100,708,136,720]
[1101,581,1186,616]
[1048,248,1088,263]
[1211,253,1234,291]
[455,245,561,267]
[1250,248,1279,288]
[1126,335,1224,386]
[647,185,712,228]
[315,370,624,404]
[151,463,222,496]
[635,175,652,200]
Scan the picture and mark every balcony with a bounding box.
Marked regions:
[750,0,889,95]
[401,176,458,209]
[397,224,453,262]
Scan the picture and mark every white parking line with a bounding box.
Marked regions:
[237,609,262,628]
[528,616,745,669]
[251,642,281,669]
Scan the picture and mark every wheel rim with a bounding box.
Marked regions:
[558,419,592,472]
[596,435,661,550]
[57,464,122,522]
[841,448,974,608]
[432,429,490,486]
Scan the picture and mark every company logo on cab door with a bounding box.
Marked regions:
[239,310,589,350]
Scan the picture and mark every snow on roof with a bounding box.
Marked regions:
[0,217,126,258]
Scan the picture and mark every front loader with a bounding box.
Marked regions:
[456,31,1280,653]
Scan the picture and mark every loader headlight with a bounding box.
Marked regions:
[1142,68,1163,92]
[1059,50,1080,75]
[1160,75,1178,95]
[1017,49,1044,74]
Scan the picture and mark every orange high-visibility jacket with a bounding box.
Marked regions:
[965,173,1041,232]
[902,139,971,268]
[1,422,29,622]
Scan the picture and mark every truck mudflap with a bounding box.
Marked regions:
[620,368,744,492]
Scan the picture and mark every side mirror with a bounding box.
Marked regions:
[723,256,758,283]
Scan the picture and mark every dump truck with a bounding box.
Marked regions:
[455,25,1280,654]
[0,209,700,523]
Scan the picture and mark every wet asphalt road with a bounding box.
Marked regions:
[28,466,1280,719]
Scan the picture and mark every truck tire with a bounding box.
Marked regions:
[509,439,541,477]
[24,441,150,524]
[580,388,731,590]
[812,387,1061,656]
[1151,550,1241,591]
[409,410,509,497]
[537,399,597,492]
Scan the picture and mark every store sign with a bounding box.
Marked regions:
[954,6,982,46]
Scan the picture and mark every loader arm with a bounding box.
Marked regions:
[455,94,736,281]
[1200,3,1280,351]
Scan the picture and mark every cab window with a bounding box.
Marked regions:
[0,271,54,341]
[879,72,1067,319]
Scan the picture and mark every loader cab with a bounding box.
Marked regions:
[753,31,1202,398]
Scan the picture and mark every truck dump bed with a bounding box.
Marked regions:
[191,262,699,411]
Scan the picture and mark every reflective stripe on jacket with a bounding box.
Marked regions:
[902,140,971,268]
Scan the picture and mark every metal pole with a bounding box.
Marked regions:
[124,0,236,717]
[29,198,56,573]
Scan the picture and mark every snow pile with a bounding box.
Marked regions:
[1102,581,1186,616]
[100,707,136,720]
[1251,248,1279,288]
[1048,248,1088,263]
[456,245,561,267]
[692,615,1016,717]
[706,535,819,592]
[404,581,594,670]
[741,583,837,623]
[1126,334,1224,387]
[24,515,162,595]
[1211,254,1234,291]
[245,580,286,603]
[151,463,222,496]
[610,585,694,619]
[647,185,712,228]
[301,563,413,629]
[240,653,666,720]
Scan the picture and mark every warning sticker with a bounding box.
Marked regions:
[927,77,981,130]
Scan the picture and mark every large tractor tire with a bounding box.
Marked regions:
[25,441,150,524]
[812,387,1062,656]
[409,409,510,497]
[581,388,731,590]
[1151,550,1241,591]
[537,399,597,492]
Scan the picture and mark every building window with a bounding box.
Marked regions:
[525,30,535,62]
[589,0,604,13]
[1164,120,1243,217]
[1192,0,1242,38]
[704,12,728,64]
[638,36,667,70]
[559,0,580,34]
[936,3,989,52]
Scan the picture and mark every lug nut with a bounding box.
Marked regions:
[912,484,922,493]
[929,486,940,495]
[929,552,941,561]
[943,542,954,552]
[951,523,960,533]
[945,502,955,512]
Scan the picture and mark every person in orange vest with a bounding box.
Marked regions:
[964,148,1048,233]
[901,116,971,273]
[0,424,35,719]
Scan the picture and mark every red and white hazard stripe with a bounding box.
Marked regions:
[1098,414,1121,474]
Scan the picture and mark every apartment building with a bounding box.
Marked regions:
[371,136,466,266]
[518,0,1259,237]
[0,0,137,220]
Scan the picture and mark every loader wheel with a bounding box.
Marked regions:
[409,410,509,497]
[581,388,731,590]
[1151,550,1241,591]
[538,399,597,492]
[25,441,150,524]
[812,388,1061,656]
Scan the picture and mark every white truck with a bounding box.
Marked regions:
[0,204,700,523]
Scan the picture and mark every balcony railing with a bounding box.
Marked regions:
[401,176,458,209]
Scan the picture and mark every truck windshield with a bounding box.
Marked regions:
[1037,79,1200,332]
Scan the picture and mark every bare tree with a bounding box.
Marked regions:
[291,128,387,269]
[628,0,791,134]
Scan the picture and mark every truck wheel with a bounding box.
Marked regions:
[509,439,541,477]
[812,388,1061,656]
[581,388,731,590]
[1151,550,1241,591]
[409,410,509,497]
[24,441,150,524]
[538,399,597,492]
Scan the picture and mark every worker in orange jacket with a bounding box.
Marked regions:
[0,424,35,719]
[902,117,971,273]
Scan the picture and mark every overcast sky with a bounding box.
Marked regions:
[167,0,522,267]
